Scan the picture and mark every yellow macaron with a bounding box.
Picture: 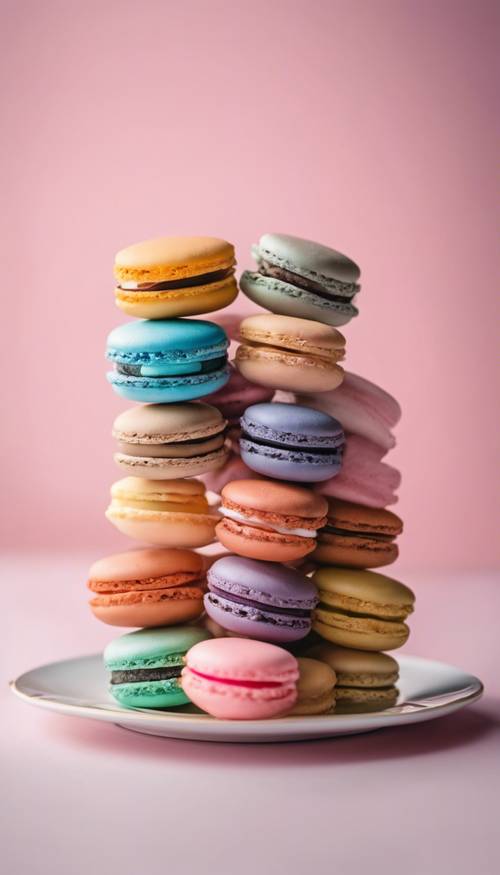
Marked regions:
[312,567,415,651]
[114,236,237,318]
[106,477,220,548]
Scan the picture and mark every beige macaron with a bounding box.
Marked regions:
[312,567,415,651]
[235,313,345,393]
[308,643,399,711]
[288,657,337,715]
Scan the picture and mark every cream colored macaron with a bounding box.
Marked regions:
[288,657,337,715]
[308,643,399,711]
[106,477,220,548]
[312,567,415,651]
[235,314,345,393]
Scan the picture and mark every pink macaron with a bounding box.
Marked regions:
[316,434,401,507]
[181,637,299,719]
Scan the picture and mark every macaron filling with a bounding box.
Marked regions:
[258,260,359,302]
[322,525,395,542]
[118,267,233,292]
[207,585,312,618]
[220,506,318,538]
[111,666,182,684]
[116,356,228,378]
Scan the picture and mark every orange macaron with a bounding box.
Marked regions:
[215,479,328,562]
[87,548,206,628]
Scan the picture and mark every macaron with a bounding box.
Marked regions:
[312,567,415,651]
[87,548,206,628]
[308,643,399,711]
[313,498,403,568]
[112,402,229,479]
[240,402,345,483]
[205,556,318,643]
[240,233,360,327]
[106,318,229,403]
[204,362,273,436]
[288,657,337,715]
[104,625,211,709]
[106,477,220,547]
[181,637,299,719]
[317,434,401,507]
[114,236,237,319]
[216,479,328,562]
[292,371,401,452]
[235,314,345,393]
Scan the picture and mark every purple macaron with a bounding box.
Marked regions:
[205,556,319,643]
[239,402,344,482]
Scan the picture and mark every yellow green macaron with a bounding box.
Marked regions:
[312,567,415,651]
[114,236,237,319]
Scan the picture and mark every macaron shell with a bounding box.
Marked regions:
[114,236,235,283]
[289,657,337,715]
[313,613,410,651]
[91,595,204,628]
[313,567,415,619]
[236,345,344,393]
[215,518,316,562]
[106,507,219,548]
[108,366,230,404]
[114,444,229,479]
[109,678,190,709]
[335,686,399,712]
[240,271,357,327]
[115,275,238,319]
[104,624,211,669]
[221,478,328,518]
[312,536,399,569]
[239,313,346,355]
[256,233,361,285]
[106,318,228,364]
[181,668,297,720]
[305,642,399,687]
[204,593,312,644]
[113,401,226,443]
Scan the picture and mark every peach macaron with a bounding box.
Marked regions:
[215,479,328,562]
[87,548,206,628]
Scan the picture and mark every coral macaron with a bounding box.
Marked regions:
[112,402,229,480]
[205,556,318,644]
[236,313,345,393]
[106,477,220,548]
[114,236,237,319]
[216,479,328,562]
[181,637,299,720]
[87,548,206,628]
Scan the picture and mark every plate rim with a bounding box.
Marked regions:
[9,652,484,731]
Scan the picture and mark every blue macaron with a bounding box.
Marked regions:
[240,402,345,482]
[106,318,230,403]
[240,233,360,327]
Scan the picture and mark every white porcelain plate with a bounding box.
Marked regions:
[10,653,483,743]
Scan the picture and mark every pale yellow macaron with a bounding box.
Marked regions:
[288,657,337,715]
[308,643,399,712]
[312,567,415,651]
[235,313,345,393]
[106,477,221,548]
[114,236,237,319]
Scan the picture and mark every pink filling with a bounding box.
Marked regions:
[190,668,284,689]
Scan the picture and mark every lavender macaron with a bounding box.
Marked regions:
[239,402,345,482]
[205,556,319,643]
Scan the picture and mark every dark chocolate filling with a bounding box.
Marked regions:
[241,431,343,457]
[118,267,233,292]
[117,355,227,378]
[259,261,358,302]
[208,584,311,617]
[322,526,394,542]
[111,666,182,685]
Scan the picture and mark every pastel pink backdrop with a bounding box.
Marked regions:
[1,0,498,568]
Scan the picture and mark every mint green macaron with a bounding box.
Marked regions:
[104,625,211,709]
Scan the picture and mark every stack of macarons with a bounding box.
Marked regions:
[90,230,416,721]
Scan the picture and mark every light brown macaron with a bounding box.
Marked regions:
[112,402,229,479]
[312,567,415,651]
[88,548,206,628]
[216,479,328,562]
[288,657,337,715]
[235,313,345,393]
[307,642,399,711]
[313,499,403,568]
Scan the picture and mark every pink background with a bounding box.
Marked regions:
[1,0,499,568]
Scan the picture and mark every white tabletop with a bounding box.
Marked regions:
[2,556,499,875]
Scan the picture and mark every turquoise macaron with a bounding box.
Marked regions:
[240,233,360,327]
[104,625,211,709]
[106,318,230,403]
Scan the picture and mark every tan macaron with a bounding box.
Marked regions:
[288,657,337,715]
[235,314,345,393]
[312,567,415,651]
[308,643,399,711]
